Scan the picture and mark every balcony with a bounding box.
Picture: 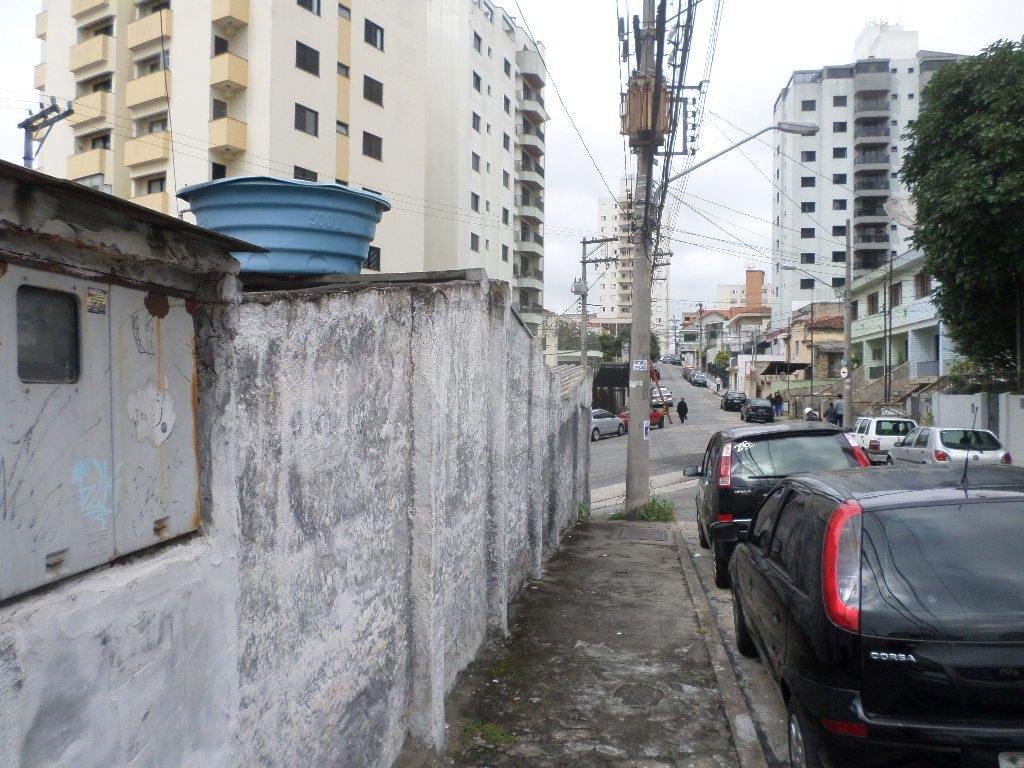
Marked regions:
[68,90,112,129]
[71,0,111,19]
[35,10,46,40]
[852,205,889,227]
[854,98,890,118]
[516,48,545,89]
[210,53,248,93]
[854,151,890,171]
[131,191,171,214]
[515,124,545,156]
[854,232,890,245]
[69,34,112,75]
[127,9,171,51]
[515,266,544,292]
[514,230,543,256]
[209,117,247,153]
[515,158,544,188]
[517,89,549,123]
[517,302,543,326]
[853,177,889,193]
[67,147,112,182]
[853,125,890,147]
[515,195,544,223]
[125,130,170,169]
[33,63,45,91]
[125,71,169,109]
[853,70,891,95]
[212,0,250,31]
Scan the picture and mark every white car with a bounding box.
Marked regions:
[850,416,917,464]
[887,426,1012,467]
[590,409,625,441]
[651,385,674,406]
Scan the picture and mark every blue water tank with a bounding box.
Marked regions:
[177,176,390,274]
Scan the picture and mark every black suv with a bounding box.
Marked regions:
[730,466,1024,768]
[721,391,747,412]
[684,423,870,588]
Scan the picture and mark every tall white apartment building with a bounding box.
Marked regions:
[770,23,960,328]
[32,0,548,332]
[593,179,670,348]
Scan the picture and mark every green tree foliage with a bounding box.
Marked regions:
[714,349,731,368]
[900,40,1024,372]
[650,331,661,362]
[595,325,661,361]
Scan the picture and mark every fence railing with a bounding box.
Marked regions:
[855,152,890,165]
[854,126,891,139]
[855,99,890,112]
[854,178,890,191]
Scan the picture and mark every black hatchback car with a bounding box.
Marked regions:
[684,423,870,588]
[741,397,775,422]
[721,391,748,411]
[730,466,1024,768]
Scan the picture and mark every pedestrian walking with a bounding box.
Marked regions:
[715,379,721,393]
[824,400,837,425]
[676,397,688,424]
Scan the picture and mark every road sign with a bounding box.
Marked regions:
[840,366,849,378]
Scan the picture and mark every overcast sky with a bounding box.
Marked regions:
[2,0,1022,319]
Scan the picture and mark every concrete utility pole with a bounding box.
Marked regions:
[843,221,853,428]
[17,97,74,169]
[576,236,619,368]
[623,0,669,518]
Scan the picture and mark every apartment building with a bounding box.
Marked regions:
[33,0,548,332]
[715,269,769,309]
[593,180,670,346]
[770,22,960,328]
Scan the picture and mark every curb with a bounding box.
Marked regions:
[672,525,771,768]
[591,470,693,505]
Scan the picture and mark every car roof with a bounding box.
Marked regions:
[716,421,842,441]
[786,465,1024,509]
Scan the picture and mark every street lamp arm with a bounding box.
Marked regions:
[660,126,776,188]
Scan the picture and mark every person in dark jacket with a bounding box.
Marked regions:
[677,397,688,423]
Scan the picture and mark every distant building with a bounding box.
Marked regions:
[715,269,770,308]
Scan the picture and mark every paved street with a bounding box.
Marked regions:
[591,366,739,488]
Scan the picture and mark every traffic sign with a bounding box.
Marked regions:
[840,366,849,378]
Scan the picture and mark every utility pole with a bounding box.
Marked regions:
[696,301,704,371]
[17,97,74,169]
[575,236,619,368]
[843,221,853,427]
[622,0,669,518]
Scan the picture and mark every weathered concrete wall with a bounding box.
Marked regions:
[232,276,590,767]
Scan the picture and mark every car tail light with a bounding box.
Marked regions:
[1002,453,1013,465]
[716,513,734,523]
[933,449,950,462]
[821,718,868,738]
[868,439,880,451]
[718,442,733,488]
[822,500,862,633]
[843,433,872,467]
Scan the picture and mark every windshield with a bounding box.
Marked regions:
[748,399,771,407]
[729,433,859,478]
[939,429,1002,450]
[875,420,915,436]
[861,502,1024,640]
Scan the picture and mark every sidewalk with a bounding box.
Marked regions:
[397,519,767,768]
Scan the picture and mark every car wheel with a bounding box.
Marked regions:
[658,417,665,429]
[591,428,600,442]
[787,700,827,768]
[616,424,625,437]
[698,516,710,549]
[713,541,731,588]
[733,595,758,658]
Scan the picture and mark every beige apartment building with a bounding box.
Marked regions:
[33,0,548,332]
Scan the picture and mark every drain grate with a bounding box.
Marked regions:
[619,526,667,542]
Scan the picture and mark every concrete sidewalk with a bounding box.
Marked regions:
[397,521,767,768]
[591,471,698,514]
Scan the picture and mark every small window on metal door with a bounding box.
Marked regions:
[17,285,80,383]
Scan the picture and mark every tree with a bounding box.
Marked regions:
[714,349,731,369]
[595,325,661,361]
[649,331,661,362]
[900,40,1024,386]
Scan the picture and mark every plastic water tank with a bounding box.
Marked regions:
[177,176,390,274]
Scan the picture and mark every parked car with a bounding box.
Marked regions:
[590,409,624,441]
[740,398,774,423]
[887,426,1012,466]
[682,368,693,382]
[651,385,674,406]
[691,373,708,388]
[618,407,666,431]
[683,423,870,588]
[721,391,748,412]
[729,465,1024,768]
[850,416,917,464]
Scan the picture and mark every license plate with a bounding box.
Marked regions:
[999,754,1024,768]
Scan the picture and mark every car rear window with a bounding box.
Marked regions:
[861,502,1024,640]
[730,433,860,479]
[748,399,772,407]
[875,420,915,436]
[939,430,1002,451]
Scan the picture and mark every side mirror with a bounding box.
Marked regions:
[683,465,701,478]
[893,439,903,447]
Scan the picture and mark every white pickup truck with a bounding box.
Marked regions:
[850,416,918,464]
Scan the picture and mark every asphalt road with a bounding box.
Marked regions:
[591,365,743,488]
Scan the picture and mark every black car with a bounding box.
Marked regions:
[684,423,870,588]
[740,397,774,422]
[721,391,748,412]
[692,373,708,388]
[730,466,1024,768]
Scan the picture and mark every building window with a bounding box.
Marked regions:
[867,292,880,314]
[800,176,815,188]
[470,192,480,212]
[471,152,480,172]
[503,133,510,150]
[213,35,229,56]
[503,95,511,114]
[294,103,319,135]
[362,131,383,160]
[16,286,80,383]
[833,173,847,184]
[502,244,509,262]
[800,278,814,290]
[801,150,816,162]
[91,78,113,93]
[850,300,859,320]
[473,71,482,92]
[801,99,816,111]
[337,62,350,77]
[801,252,815,264]
[800,227,814,239]
[832,225,847,236]
[338,3,351,19]
[891,93,898,100]
[470,233,480,252]
[832,277,845,288]
[890,282,903,307]
[297,0,320,15]
[504,58,511,77]
[800,201,815,213]
[365,246,381,271]
[363,75,383,105]
[914,273,932,298]
[472,112,481,132]
[907,93,915,100]
[833,121,847,133]
[211,98,228,119]
[832,95,847,107]
[294,166,318,181]
[211,162,226,179]
[336,120,349,135]
[90,132,111,150]
[832,250,845,262]
[146,176,166,194]
[296,41,320,76]
[502,170,510,188]
[833,147,847,159]
[832,198,847,211]
[147,116,167,133]
[364,19,384,50]
[473,32,482,52]
[502,207,509,224]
